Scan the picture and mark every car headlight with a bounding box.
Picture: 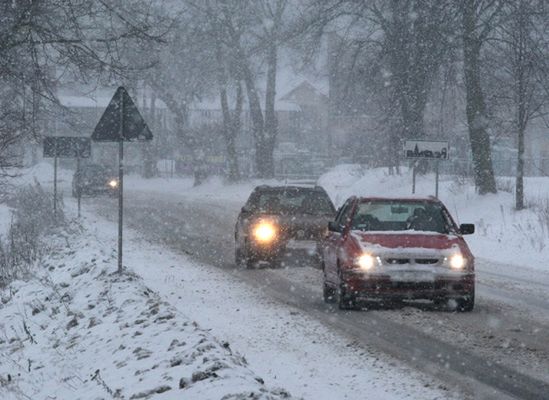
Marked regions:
[252,221,277,243]
[108,179,118,188]
[356,253,380,271]
[448,253,466,270]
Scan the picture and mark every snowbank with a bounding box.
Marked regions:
[0,223,296,400]
[318,165,549,273]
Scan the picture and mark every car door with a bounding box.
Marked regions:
[324,199,353,284]
[236,190,258,248]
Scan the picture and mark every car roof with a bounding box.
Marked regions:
[253,185,327,192]
[357,196,441,203]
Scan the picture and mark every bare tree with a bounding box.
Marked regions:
[0,0,170,175]
[458,0,502,194]
[204,0,288,179]
[493,0,549,208]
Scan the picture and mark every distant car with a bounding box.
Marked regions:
[235,185,336,268]
[72,164,119,197]
[322,196,475,311]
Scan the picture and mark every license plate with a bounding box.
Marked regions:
[391,271,433,282]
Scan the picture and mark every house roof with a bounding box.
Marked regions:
[279,81,328,106]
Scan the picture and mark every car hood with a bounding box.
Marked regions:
[351,230,465,252]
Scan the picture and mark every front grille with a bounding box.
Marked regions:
[415,258,439,264]
[383,257,441,265]
[386,258,410,264]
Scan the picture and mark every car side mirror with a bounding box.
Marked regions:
[241,206,252,214]
[459,223,475,235]
[328,221,342,233]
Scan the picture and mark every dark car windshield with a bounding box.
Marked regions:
[351,200,451,234]
[78,165,111,177]
[252,188,334,215]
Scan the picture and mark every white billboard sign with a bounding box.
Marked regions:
[404,140,449,160]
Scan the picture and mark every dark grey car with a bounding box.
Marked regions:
[235,185,336,268]
[72,164,118,197]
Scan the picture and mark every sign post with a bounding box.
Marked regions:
[92,86,153,274]
[404,140,449,197]
[43,136,91,217]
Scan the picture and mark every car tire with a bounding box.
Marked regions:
[433,297,448,309]
[456,293,474,312]
[242,240,256,269]
[337,271,356,310]
[235,246,245,267]
[323,281,337,304]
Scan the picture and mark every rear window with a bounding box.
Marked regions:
[251,188,334,215]
[351,200,451,233]
[80,165,110,176]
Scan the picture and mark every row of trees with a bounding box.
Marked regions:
[1,1,548,207]
[0,0,169,172]
[144,0,549,206]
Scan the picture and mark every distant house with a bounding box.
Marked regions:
[278,81,329,154]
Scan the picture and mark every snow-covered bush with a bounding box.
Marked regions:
[0,182,64,286]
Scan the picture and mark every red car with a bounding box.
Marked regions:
[322,196,475,311]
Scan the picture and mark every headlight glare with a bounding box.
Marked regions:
[449,253,466,269]
[253,221,277,243]
[357,254,376,270]
[108,179,118,188]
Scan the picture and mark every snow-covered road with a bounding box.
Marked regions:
[88,189,549,400]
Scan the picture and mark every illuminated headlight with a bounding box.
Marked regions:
[108,179,118,188]
[356,254,379,271]
[252,221,277,243]
[449,254,466,270]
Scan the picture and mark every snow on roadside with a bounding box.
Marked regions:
[0,204,12,238]
[318,165,549,274]
[0,223,296,400]
[74,206,459,400]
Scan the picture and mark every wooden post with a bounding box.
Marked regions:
[435,160,440,198]
[412,162,417,194]
[53,155,58,217]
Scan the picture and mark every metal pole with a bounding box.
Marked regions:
[412,162,416,194]
[77,156,81,217]
[118,140,124,273]
[118,93,124,274]
[53,155,58,217]
[435,160,440,198]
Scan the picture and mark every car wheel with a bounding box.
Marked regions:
[323,281,337,304]
[337,272,356,310]
[433,297,448,309]
[456,293,474,312]
[241,240,256,269]
[235,246,245,267]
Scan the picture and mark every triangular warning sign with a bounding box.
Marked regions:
[92,86,153,142]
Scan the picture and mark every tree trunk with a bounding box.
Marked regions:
[516,123,525,210]
[142,90,157,178]
[242,63,268,178]
[220,82,242,182]
[462,0,497,194]
[263,41,278,178]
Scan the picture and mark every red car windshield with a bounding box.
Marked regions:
[351,200,451,234]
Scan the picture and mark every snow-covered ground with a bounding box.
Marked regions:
[317,165,549,274]
[0,220,296,400]
[5,161,549,399]
[124,163,549,275]
[0,164,457,400]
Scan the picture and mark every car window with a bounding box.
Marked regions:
[335,200,353,226]
[253,189,334,215]
[351,200,450,233]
